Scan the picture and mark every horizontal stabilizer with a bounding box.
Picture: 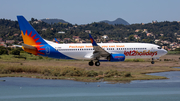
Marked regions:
[22,44,36,50]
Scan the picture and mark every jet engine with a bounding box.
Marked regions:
[107,54,125,62]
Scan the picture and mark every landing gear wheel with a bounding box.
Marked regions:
[95,61,100,66]
[89,61,94,66]
[151,61,155,64]
[151,58,155,64]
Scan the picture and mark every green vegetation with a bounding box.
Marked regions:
[167,51,180,54]
[0,18,180,44]
[125,58,144,62]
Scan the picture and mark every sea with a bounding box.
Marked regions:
[0,68,180,101]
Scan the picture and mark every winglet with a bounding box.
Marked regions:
[54,38,60,44]
[89,34,98,46]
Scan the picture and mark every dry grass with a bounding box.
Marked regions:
[0,54,180,82]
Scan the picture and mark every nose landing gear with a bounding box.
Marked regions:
[151,58,155,64]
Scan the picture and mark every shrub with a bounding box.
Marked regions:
[0,46,8,55]
[39,56,43,59]
[104,70,121,77]
[98,71,103,75]
[0,69,12,74]
[85,70,98,77]
[11,49,20,55]
[124,72,131,77]
[42,69,51,76]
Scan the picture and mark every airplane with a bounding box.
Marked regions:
[17,15,167,66]
[54,38,60,44]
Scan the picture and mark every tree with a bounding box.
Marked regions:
[0,46,8,55]
[128,35,135,41]
[10,48,21,55]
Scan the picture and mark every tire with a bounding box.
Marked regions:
[89,61,94,66]
[151,61,155,64]
[95,61,100,66]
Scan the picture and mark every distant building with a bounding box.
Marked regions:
[154,39,160,43]
[63,38,70,41]
[58,31,65,34]
[134,35,140,39]
[6,40,15,44]
[85,30,91,33]
[108,40,115,43]
[73,36,79,40]
[143,29,148,33]
[42,28,47,31]
[14,33,19,36]
[135,29,141,32]
[102,35,108,39]
[0,41,6,47]
[147,33,153,37]
[160,34,164,36]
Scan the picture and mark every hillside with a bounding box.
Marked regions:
[100,18,130,25]
[0,18,180,50]
[41,18,70,24]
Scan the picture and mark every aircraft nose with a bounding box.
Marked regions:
[163,49,167,55]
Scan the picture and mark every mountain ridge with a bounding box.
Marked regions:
[100,18,130,25]
[41,18,70,24]
[41,18,130,25]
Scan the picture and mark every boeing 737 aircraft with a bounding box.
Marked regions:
[17,16,167,66]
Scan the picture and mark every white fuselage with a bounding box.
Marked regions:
[48,42,167,60]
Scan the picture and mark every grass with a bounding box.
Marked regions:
[0,53,180,82]
[167,51,180,54]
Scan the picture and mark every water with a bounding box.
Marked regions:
[0,70,180,101]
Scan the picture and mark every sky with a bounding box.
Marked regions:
[0,0,180,25]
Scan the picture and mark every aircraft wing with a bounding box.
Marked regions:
[89,34,110,59]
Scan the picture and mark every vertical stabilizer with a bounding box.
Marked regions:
[17,16,47,46]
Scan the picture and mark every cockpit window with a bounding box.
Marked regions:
[157,47,162,49]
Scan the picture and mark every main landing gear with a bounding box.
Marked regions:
[89,60,100,66]
[151,58,155,64]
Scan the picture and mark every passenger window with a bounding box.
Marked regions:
[158,47,162,49]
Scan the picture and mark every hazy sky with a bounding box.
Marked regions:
[0,0,180,24]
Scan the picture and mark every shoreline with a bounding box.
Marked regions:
[0,66,180,82]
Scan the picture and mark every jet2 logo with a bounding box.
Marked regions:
[124,50,157,56]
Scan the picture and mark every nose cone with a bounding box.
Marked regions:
[162,49,167,56]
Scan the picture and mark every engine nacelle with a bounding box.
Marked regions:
[108,54,125,62]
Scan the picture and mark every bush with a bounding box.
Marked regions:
[98,71,103,75]
[11,49,20,55]
[39,56,43,59]
[104,70,121,77]
[85,70,98,77]
[42,69,51,76]
[0,46,8,55]
[124,72,131,77]
[0,69,12,74]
